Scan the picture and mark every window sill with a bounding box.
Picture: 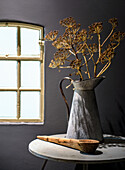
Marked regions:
[0,120,44,125]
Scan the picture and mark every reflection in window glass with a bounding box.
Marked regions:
[21,61,40,88]
[0,27,17,55]
[20,92,40,119]
[21,28,40,56]
[0,92,17,118]
[0,61,17,88]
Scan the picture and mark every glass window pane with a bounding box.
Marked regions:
[21,61,40,88]
[0,92,17,118]
[0,61,17,88]
[20,92,40,119]
[0,27,17,56]
[21,28,40,56]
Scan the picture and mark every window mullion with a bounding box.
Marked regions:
[17,27,21,119]
[17,26,21,56]
[17,61,21,119]
[39,28,44,121]
[0,56,42,61]
[39,28,44,62]
[40,54,44,121]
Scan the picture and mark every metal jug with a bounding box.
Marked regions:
[59,77,105,142]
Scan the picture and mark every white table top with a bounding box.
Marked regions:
[28,134,125,164]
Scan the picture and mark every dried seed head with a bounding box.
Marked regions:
[100,47,115,63]
[110,31,125,42]
[45,30,58,41]
[88,43,98,53]
[108,18,118,28]
[60,17,76,28]
[88,22,103,34]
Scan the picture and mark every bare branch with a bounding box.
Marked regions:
[96,62,111,77]
[101,29,114,47]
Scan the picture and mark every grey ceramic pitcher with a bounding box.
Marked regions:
[59,77,105,142]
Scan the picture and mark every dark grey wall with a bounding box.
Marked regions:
[0,0,125,170]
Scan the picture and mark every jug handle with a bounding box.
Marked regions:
[59,77,73,121]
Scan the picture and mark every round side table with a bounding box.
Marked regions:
[28,134,125,170]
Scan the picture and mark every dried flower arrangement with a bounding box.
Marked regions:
[45,17,125,80]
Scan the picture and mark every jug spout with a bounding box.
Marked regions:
[73,76,105,91]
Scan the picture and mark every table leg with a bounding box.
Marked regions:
[83,164,88,170]
[41,159,48,170]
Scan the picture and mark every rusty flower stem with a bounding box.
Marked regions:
[69,32,78,57]
[83,55,91,79]
[113,42,120,50]
[95,34,101,76]
[70,44,83,80]
[96,62,111,77]
[97,33,101,62]
[81,54,94,67]
[85,43,95,78]
[94,64,97,77]
[101,28,114,47]
[85,43,96,65]
[73,48,79,59]
[78,69,84,80]
[69,49,76,56]
[59,66,72,69]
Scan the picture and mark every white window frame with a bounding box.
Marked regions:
[0,22,44,123]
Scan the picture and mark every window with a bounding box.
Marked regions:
[0,22,44,123]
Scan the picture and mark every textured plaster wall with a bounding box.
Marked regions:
[0,0,125,170]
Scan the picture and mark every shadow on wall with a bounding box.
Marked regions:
[105,93,125,136]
